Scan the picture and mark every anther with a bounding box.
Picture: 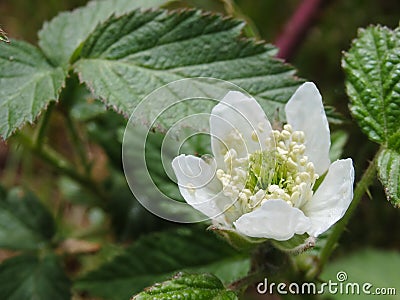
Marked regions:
[287,157,298,170]
[283,124,293,132]
[281,130,291,140]
[251,131,259,142]
[186,183,196,194]
[278,141,287,150]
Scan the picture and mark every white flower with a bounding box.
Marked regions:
[172,82,354,241]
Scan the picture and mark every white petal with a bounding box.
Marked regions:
[171,154,233,223]
[210,91,273,168]
[303,158,355,237]
[234,199,311,241]
[285,82,331,175]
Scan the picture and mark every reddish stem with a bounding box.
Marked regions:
[275,0,328,61]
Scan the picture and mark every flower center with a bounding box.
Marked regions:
[216,124,319,218]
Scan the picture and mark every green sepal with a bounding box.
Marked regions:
[271,234,315,255]
[208,225,266,251]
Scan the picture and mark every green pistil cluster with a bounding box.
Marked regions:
[217,124,319,215]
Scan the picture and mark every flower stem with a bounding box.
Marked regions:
[34,101,55,149]
[315,149,380,276]
[221,0,260,38]
[275,0,328,60]
[16,133,107,204]
[63,112,91,174]
[227,269,267,292]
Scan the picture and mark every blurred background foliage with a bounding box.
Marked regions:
[0,0,399,293]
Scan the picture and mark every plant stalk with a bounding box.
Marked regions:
[34,101,56,149]
[64,112,91,174]
[227,268,267,292]
[315,149,380,276]
[275,0,329,60]
[17,133,107,203]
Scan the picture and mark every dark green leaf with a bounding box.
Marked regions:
[74,9,302,127]
[75,227,249,300]
[377,148,400,207]
[38,0,173,66]
[343,25,400,144]
[105,170,176,241]
[57,73,107,122]
[132,272,238,300]
[0,254,71,300]
[86,109,126,169]
[0,40,66,139]
[144,132,184,202]
[58,176,98,206]
[0,187,55,250]
[321,249,400,300]
[329,130,349,161]
[71,99,107,121]
[388,131,400,152]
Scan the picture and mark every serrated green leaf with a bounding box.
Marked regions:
[0,40,66,139]
[377,148,400,207]
[132,272,238,300]
[321,249,400,300]
[0,187,55,250]
[0,254,71,300]
[388,131,400,152]
[75,227,249,300]
[38,0,173,66]
[343,25,400,144]
[74,9,302,127]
